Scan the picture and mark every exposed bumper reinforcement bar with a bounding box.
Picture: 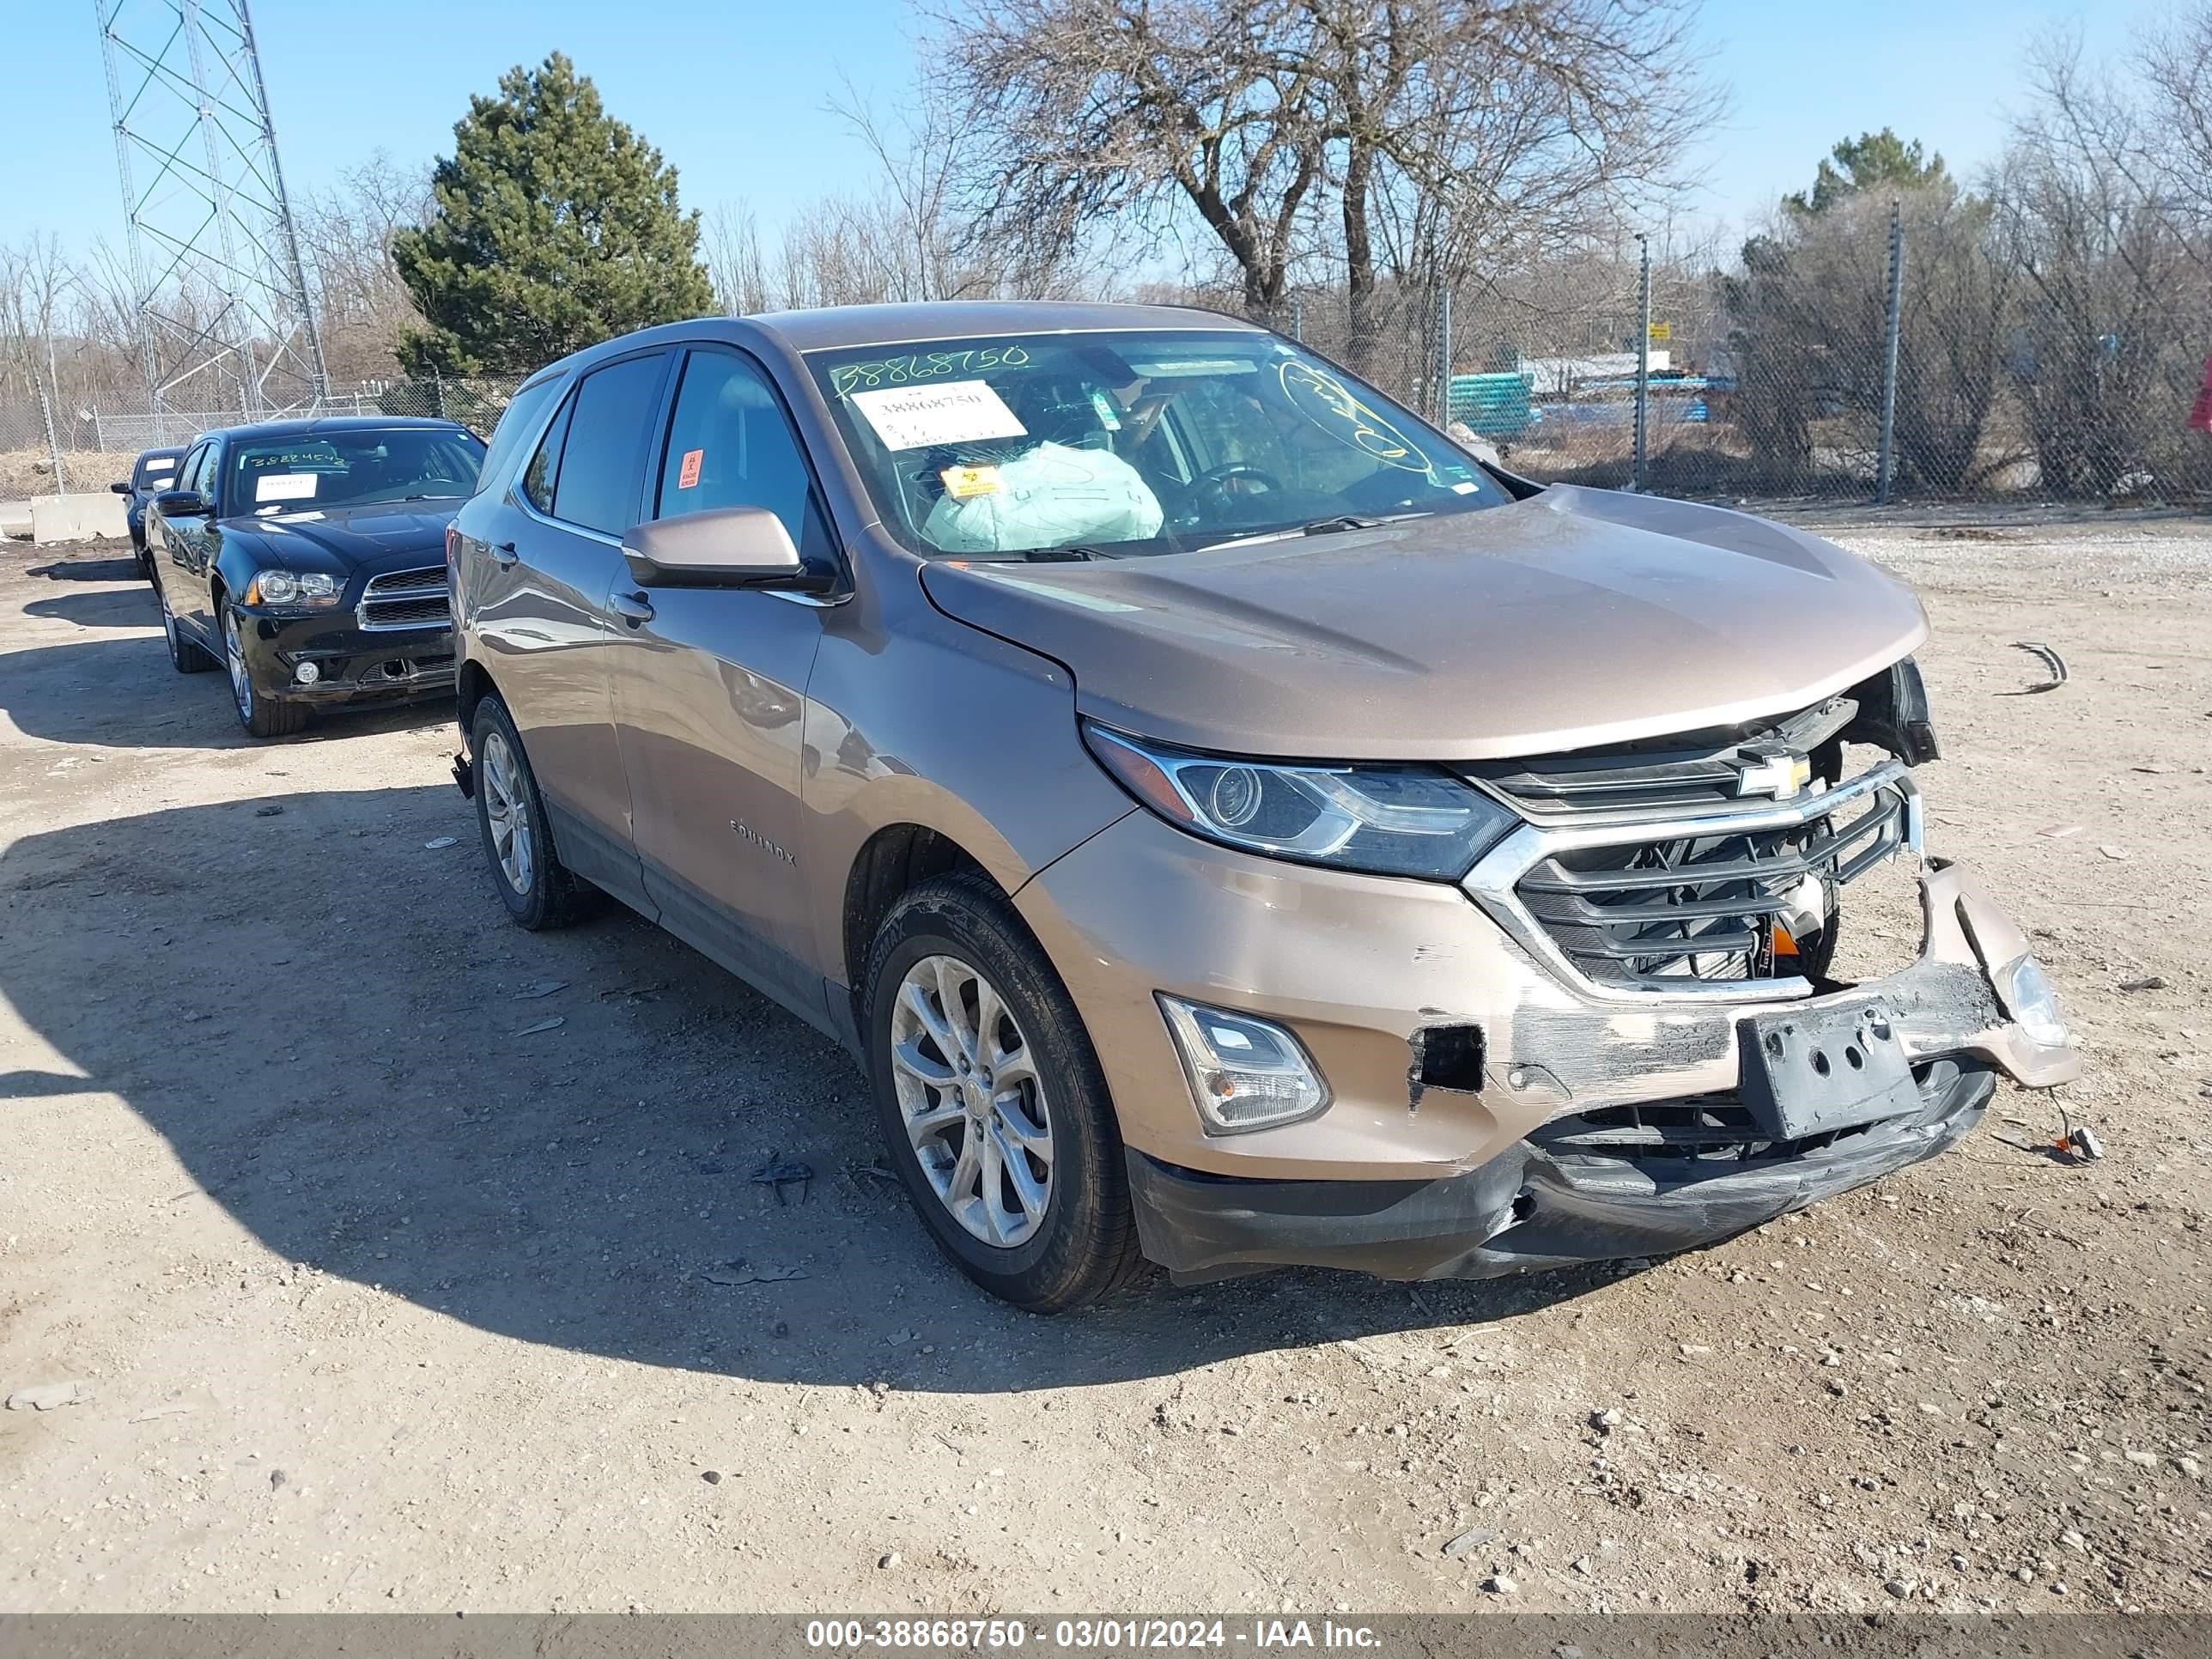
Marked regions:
[1127,1058,1994,1284]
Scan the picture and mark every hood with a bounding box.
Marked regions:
[917,485,1929,761]
[218,500,459,577]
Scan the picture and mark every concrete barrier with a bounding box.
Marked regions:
[29,493,129,545]
[0,499,32,539]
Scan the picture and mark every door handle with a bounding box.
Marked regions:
[609,591,655,627]
[490,541,520,568]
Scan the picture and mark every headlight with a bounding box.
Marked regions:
[1084,721,1516,879]
[246,568,340,606]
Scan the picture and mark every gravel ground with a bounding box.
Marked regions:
[0,518,2206,1616]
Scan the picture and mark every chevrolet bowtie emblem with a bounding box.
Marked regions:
[1735,751,1813,799]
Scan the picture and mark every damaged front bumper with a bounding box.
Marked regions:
[1018,799,2081,1281]
[234,611,456,708]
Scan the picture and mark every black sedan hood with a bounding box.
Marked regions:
[216,500,459,577]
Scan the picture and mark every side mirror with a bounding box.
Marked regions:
[110,481,131,495]
[621,506,835,593]
[153,489,211,518]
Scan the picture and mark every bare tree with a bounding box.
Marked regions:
[298,151,432,381]
[927,0,1714,356]
[1992,33,2209,496]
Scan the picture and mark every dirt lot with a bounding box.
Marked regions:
[0,517,2206,1616]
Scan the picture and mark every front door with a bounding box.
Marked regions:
[608,345,841,1015]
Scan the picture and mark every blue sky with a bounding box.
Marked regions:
[9,0,2165,262]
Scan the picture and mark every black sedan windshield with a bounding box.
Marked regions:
[806,330,1506,557]
[224,428,486,516]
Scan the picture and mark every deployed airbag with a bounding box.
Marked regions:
[922,441,1164,554]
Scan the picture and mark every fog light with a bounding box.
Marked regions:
[1157,994,1329,1134]
[294,660,320,685]
[1992,953,2070,1049]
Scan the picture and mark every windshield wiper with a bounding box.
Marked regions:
[1194,511,1433,554]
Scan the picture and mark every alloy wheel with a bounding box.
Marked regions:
[224,607,252,721]
[479,729,535,896]
[887,953,1054,1248]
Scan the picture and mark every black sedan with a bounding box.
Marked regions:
[146,416,486,738]
[109,445,187,574]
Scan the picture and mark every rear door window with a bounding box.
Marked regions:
[550,352,672,537]
[651,349,833,560]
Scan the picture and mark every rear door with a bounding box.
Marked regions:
[473,349,673,905]
[607,343,841,1013]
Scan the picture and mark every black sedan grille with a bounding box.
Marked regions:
[358,566,451,633]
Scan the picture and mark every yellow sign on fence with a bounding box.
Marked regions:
[1648,320,1673,343]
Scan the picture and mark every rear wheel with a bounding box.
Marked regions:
[471,694,594,929]
[157,581,216,674]
[863,872,1146,1312]
[222,599,307,738]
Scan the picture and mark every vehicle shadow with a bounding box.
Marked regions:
[27,550,143,584]
[0,777,1619,1395]
[25,587,156,629]
[0,632,452,749]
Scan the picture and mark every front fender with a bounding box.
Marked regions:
[799,586,1134,994]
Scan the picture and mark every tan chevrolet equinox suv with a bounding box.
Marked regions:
[447,301,2080,1311]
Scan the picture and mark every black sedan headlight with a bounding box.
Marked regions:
[1084,722,1516,880]
[244,568,341,606]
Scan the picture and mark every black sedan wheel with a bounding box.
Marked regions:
[221,599,307,738]
[157,582,216,674]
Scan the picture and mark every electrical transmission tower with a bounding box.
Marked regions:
[96,0,329,417]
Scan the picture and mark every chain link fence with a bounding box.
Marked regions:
[1283,210,2212,506]
[10,228,2209,512]
[0,375,527,502]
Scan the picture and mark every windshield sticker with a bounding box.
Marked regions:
[678,448,704,489]
[853,380,1028,452]
[1450,480,1480,495]
[940,464,1004,500]
[830,344,1031,400]
[254,472,319,502]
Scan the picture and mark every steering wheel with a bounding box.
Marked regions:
[1191,462,1284,509]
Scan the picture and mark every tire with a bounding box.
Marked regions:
[470,693,595,929]
[221,599,307,738]
[863,871,1146,1312]
[157,580,216,674]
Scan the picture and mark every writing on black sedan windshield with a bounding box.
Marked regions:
[807,331,1506,558]
[227,428,485,515]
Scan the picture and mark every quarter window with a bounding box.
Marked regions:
[550,352,670,536]
[478,376,564,498]
[521,393,570,516]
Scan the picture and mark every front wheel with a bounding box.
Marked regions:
[222,599,306,738]
[863,872,1146,1312]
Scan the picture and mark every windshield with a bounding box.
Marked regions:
[806,329,1508,557]
[132,451,182,491]
[223,428,487,516]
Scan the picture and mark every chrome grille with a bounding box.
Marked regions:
[358,566,451,633]
[1464,760,1921,1001]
